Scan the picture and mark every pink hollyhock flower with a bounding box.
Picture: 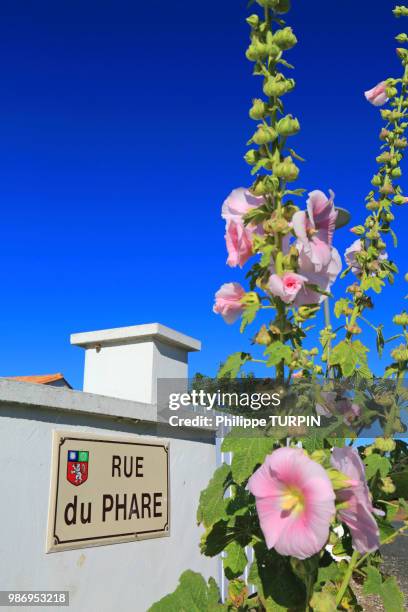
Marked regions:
[292,190,338,272]
[225,220,254,268]
[294,244,342,306]
[331,447,380,554]
[213,282,245,324]
[364,82,388,107]
[248,447,335,559]
[222,188,263,268]
[345,239,363,275]
[268,272,308,304]
[316,392,361,425]
[344,239,388,277]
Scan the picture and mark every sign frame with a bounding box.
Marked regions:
[46,431,170,553]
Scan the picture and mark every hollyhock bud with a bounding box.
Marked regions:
[252,124,278,145]
[213,282,245,324]
[273,27,297,50]
[246,14,260,28]
[274,157,299,181]
[276,115,300,136]
[364,82,388,107]
[249,98,267,120]
[263,76,295,98]
[350,225,365,235]
[393,194,408,205]
[244,149,259,165]
[254,325,272,345]
[393,312,408,326]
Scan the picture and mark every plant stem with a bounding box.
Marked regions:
[335,550,359,608]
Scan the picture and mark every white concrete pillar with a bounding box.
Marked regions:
[70,323,201,403]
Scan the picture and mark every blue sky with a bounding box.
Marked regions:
[0,0,407,389]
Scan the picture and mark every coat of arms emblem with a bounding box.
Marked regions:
[67,450,89,486]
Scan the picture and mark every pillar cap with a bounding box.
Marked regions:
[70,323,201,352]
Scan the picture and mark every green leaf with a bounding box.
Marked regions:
[264,341,292,366]
[381,576,405,612]
[363,567,404,612]
[148,571,223,612]
[222,429,276,483]
[334,298,350,318]
[361,275,385,293]
[197,463,231,528]
[223,541,248,579]
[364,454,391,480]
[329,340,369,377]
[363,566,383,595]
[240,303,260,332]
[218,352,251,378]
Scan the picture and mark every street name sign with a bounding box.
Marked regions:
[46,431,169,552]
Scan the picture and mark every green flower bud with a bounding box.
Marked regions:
[394,6,408,17]
[405,272,408,282]
[371,174,382,187]
[391,344,408,361]
[244,149,259,165]
[374,437,396,452]
[254,324,272,346]
[386,86,398,98]
[366,200,380,211]
[393,312,408,326]
[273,27,297,50]
[393,194,408,205]
[274,156,299,181]
[392,167,402,178]
[376,152,392,163]
[394,138,408,148]
[246,38,268,62]
[249,99,267,120]
[263,75,295,98]
[380,476,396,494]
[396,47,408,62]
[253,124,278,145]
[350,225,365,235]
[396,32,408,42]
[380,179,395,195]
[246,14,260,28]
[276,114,300,136]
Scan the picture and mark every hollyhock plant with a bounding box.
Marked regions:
[268,272,307,304]
[213,282,245,323]
[331,447,380,554]
[153,3,408,611]
[364,81,388,106]
[247,448,336,560]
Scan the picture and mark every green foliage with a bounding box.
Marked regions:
[363,566,405,612]
[218,352,251,378]
[197,464,231,528]
[329,340,369,377]
[263,341,292,366]
[147,571,223,612]
[223,541,248,579]
[222,428,276,483]
[364,453,391,480]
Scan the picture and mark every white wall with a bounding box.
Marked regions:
[0,400,217,612]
